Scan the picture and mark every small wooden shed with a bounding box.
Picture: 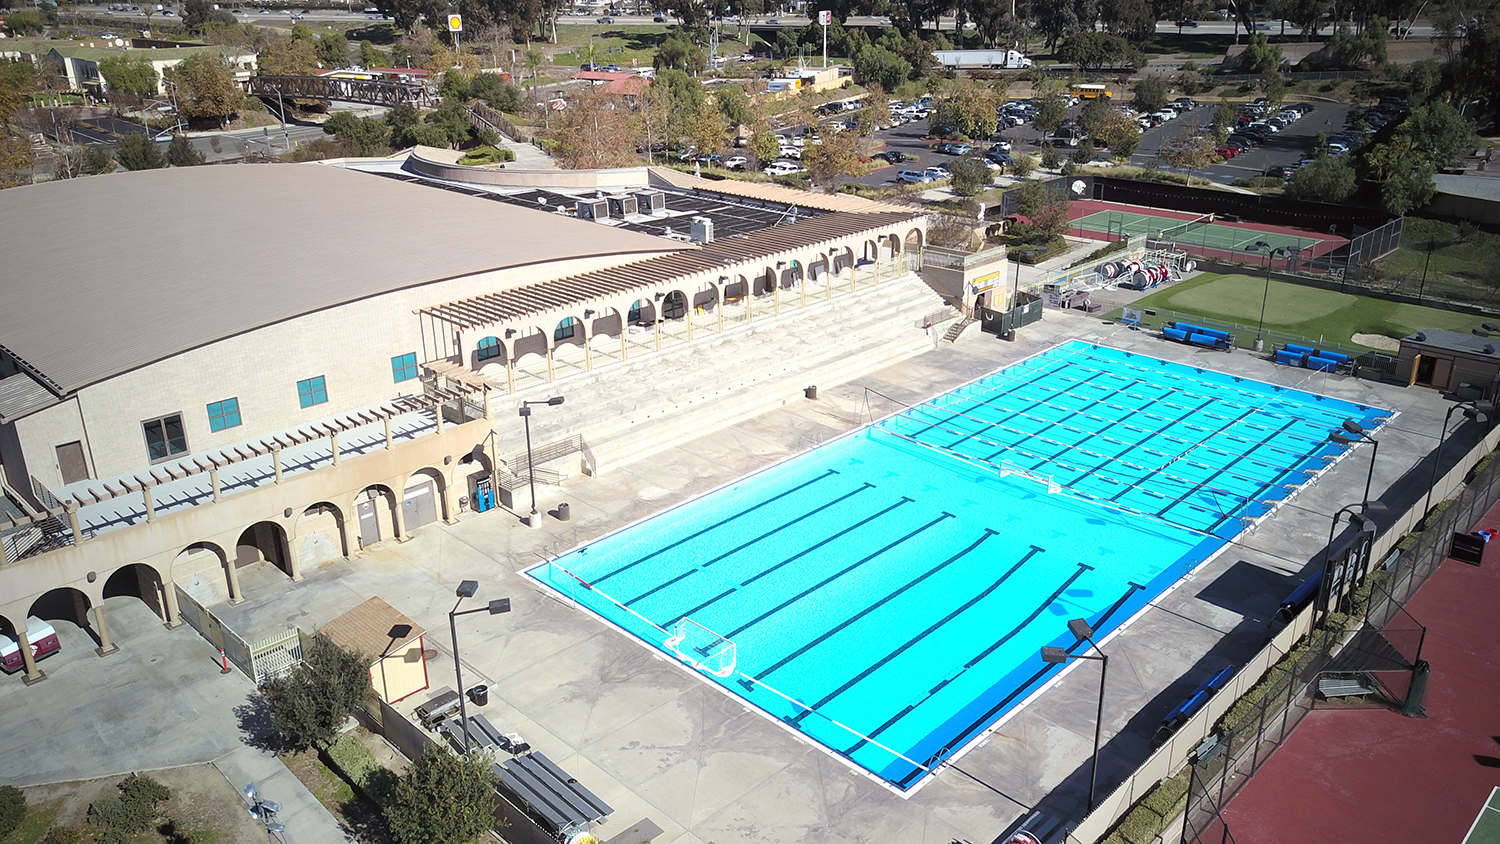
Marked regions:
[319,597,430,705]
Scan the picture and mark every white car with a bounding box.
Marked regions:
[779,146,801,159]
[725,155,747,170]
[1152,110,1177,122]
[764,161,805,176]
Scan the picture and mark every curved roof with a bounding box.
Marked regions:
[0,164,680,396]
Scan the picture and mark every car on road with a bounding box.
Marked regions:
[1177,18,1198,26]
[924,165,950,179]
[764,161,805,176]
[872,151,908,163]
[766,17,780,23]
[597,15,613,22]
[896,168,931,183]
[653,12,665,20]
[935,142,973,155]
[1254,21,1272,29]
[725,155,748,170]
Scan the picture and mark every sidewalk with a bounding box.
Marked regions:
[497,131,557,170]
[212,746,352,844]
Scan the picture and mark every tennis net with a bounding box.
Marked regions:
[1157,213,1214,241]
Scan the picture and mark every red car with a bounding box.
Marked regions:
[1216,146,1239,159]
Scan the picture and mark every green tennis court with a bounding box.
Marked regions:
[1072,209,1322,254]
[1462,787,1500,844]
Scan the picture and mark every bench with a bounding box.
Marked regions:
[1318,675,1375,699]
[1190,733,1225,766]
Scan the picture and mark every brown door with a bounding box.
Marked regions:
[55,441,89,484]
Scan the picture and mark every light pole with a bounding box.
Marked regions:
[1425,401,1493,518]
[449,580,511,753]
[1329,419,1380,514]
[1243,242,1299,352]
[519,396,564,528]
[1318,505,1371,623]
[1040,617,1108,813]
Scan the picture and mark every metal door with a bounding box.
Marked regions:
[56,441,89,484]
[402,480,437,530]
[357,498,380,548]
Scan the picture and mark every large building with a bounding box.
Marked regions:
[0,160,931,681]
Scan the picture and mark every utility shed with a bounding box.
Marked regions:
[318,597,429,705]
[1395,329,1500,398]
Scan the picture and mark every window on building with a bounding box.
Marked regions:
[477,336,501,361]
[391,352,418,383]
[297,376,328,408]
[142,414,188,462]
[628,300,642,324]
[207,398,242,432]
[554,317,576,341]
[663,291,686,320]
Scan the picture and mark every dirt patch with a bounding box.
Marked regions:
[13,764,270,844]
[280,739,395,844]
[1352,332,1400,352]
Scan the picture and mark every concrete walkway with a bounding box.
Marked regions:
[213,746,354,844]
[497,131,557,170]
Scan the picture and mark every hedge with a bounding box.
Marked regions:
[1100,767,1191,844]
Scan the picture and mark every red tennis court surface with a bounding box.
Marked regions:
[1221,505,1500,843]
[1063,199,1349,266]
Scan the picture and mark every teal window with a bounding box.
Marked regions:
[554,317,576,341]
[628,301,642,323]
[392,352,418,383]
[662,291,686,320]
[207,398,241,432]
[477,336,501,361]
[297,376,328,408]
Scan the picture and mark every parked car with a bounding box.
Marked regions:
[1265,165,1295,179]
[985,152,1015,167]
[989,140,1013,153]
[764,161,805,176]
[896,168,932,183]
[936,142,973,155]
[1,620,60,674]
[924,165,950,179]
[1172,97,1198,110]
[725,155,748,170]
[872,150,908,163]
[1216,145,1240,159]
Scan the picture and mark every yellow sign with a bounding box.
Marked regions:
[447,13,462,30]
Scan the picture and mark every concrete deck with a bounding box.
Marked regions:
[2,306,1464,844]
[195,308,1459,843]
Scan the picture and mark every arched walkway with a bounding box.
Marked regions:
[29,586,114,656]
[173,541,238,604]
[236,521,292,577]
[551,316,588,378]
[102,563,169,623]
[660,291,689,349]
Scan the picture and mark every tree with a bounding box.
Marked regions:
[0,785,24,836]
[1010,152,1036,178]
[552,87,637,169]
[259,35,322,76]
[0,135,35,189]
[1158,130,1215,183]
[116,134,167,170]
[1077,95,1113,141]
[1099,109,1140,158]
[1368,139,1435,216]
[930,80,999,140]
[801,128,864,190]
[166,134,206,166]
[949,156,992,195]
[359,41,387,69]
[386,744,499,844]
[1396,101,1477,170]
[165,54,244,128]
[749,129,780,167]
[261,631,370,752]
[411,99,473,148]
[315,32,350,68]
[1239,33,1281,73]
[437,68,470,101]
[98,56,158,98]
[4,9,46,35]
[1098,0,1154,37]
[1,60,39,127]
[1056,31,1143,69]
[386,102,422,147]
[1285,154,1356,203]
[852,44,910,92]
[715,85,752,131]
[184,0,235,29]
[469,73,520,112]
[82,145,115,174]
[1210,99,1237,144]
[1031,92,1068,137]
[1132,77,1167,115]
[655,34,707,73]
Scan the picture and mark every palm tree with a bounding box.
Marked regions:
[522,49,545,86]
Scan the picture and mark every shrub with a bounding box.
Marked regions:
[117,773,171,809]
[0,784,25,835]
[41,827,86,844]
[1039,147,1062,169]
[87,798,152,834]
[325,732,396,807]
[457,145,515,166]
[1101,768,1191,844]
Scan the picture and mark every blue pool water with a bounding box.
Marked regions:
[526,341,1388,790]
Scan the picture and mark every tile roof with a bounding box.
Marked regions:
[318,596,426,660]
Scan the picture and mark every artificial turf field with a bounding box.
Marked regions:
[1123,272,1491,350]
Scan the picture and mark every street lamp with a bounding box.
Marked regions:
[1425,400,1493,518]
[1319,505,1372,623]
[449,580,511,753]
[1040,617,1108,813]
[1329,419,1380,514]
[1243,241,1301,352]
[519,396,564,528]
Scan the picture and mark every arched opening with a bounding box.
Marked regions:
[402,468,447,531]
[587,307,624,366]
[297,502,348,566]
[884,233,901,260]
[236,521,292,581]
[102,563,169,622]
[904,228,924,268]
[779,261,805,312]
[29,586,100,651]
[511,327,550,390]
[756,268,775,297]
[172,541,233,604]
[472,336,504,372]
[354,485,399,550]
[723,275,751,328]
[457,449,495,515]
[625,298,657,359]
[660,291,689,348]
[551,316,588,378]
[832,246,855,276]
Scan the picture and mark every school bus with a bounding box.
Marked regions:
[1069,83,1112,99]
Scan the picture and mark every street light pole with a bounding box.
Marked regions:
[1243,240,1272,351]
[1425,401,1493,519]
[519,396,564,528]
[1041,617,1109,813]
[1330,419,1380,514]
[448,580,511,754]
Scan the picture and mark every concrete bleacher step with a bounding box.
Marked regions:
[502,273,946,468]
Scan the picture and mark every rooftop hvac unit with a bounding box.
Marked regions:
[633,189,666,215]
[575,199,608,221]
[690,216,714,244]
[606,194,638,218]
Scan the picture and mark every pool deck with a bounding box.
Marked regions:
[164,309,1466,843]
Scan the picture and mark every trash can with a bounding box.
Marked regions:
[468,685,489,706]
[557,502,571,522]
[805,385,818,400]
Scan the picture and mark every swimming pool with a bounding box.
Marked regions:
[526,340,1388,791]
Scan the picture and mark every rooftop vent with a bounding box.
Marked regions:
[575,198,608,221]
[633,189,666,215]
[690,216,714,244]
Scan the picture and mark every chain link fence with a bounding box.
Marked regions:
[1182,439,1500,843]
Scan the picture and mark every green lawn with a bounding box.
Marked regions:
[1125,272,1491,349]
